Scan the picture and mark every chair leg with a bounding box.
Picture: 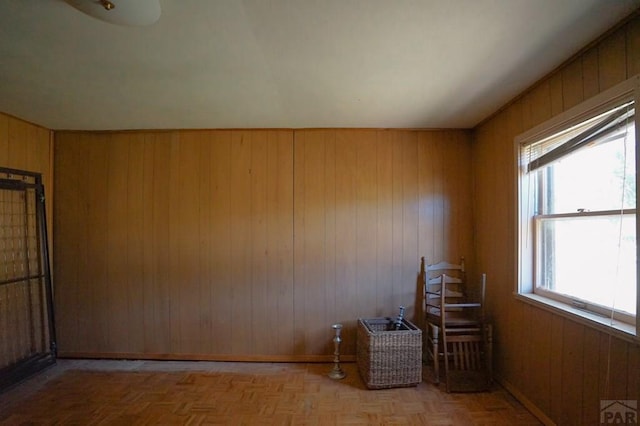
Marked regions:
[486,323,493,388]
[430,324,440,384]
[443,332,450,393]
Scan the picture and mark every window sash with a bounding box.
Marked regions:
[523,101,635,173]
[532,209,637,324]
[534,286,636,326]
[534,208,636,220]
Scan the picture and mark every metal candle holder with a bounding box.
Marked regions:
[328,323,346,379]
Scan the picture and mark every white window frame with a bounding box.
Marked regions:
[515,75,640,342]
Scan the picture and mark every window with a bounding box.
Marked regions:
[516,76,640,338]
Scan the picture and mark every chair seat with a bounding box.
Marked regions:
[425,312,481,328]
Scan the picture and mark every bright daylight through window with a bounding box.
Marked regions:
[516,76,639,336]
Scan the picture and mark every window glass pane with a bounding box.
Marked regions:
[538,214,636,315]
[543,123,635,214]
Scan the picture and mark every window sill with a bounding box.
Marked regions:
[514,292,638,344]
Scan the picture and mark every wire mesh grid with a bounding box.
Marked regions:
[0,187,46,367]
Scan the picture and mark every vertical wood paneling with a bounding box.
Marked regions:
[376,132,394,318]
[197,132,212,354]
[560,320,584,426]
[470,122,491,283]
[599,334,629,400]
[150,133,172,353]
[356,130,379,318]
[268,131,294,355]
[528,80,552,128]
[399,132,419,318]
[167,136,181,352]
[87,135,110,352]
[292,130,308,354]
[582,49,600,99]
[106,134,129,351]
[229,132,252,355]
[333,131,358,354]
[53,134,80,351]
[549,316,566,421]
[473,14,640,426]
[294,130,328,355]
[417,132,436,264]
[628,344,639,400]
[0,115,9,162]
[448,131,473,268]
[627,14,640,77]
[416,131,435,329]
[549,72,564,116]
[141,134,156,352]
[126,136,145,354]
[177,133,201,352]
[389,131,405,325]
[582,327,601,425]
[54,128,471,360]
[598,28,627,90]
[428,132,445,263]
[8,118,28,171]
[73,136,90,352]
[320,131,336,352]
[561,58,584,110]
[528,308,552,415]
[505,300,525,393]
[209,131,233,354]
[442,132,456,260]
[249,131,268,354]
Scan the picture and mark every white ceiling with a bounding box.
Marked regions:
[0,0,638,131]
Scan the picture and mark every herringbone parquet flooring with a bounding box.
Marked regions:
[0,360,541,425]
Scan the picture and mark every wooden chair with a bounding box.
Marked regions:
[442,327,492,393]
[421,256,491,392]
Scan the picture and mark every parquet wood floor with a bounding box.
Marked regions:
[0,360,541,425]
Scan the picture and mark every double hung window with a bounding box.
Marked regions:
[516,76,639,337]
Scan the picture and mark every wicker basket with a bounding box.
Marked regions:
[357,317,422,389]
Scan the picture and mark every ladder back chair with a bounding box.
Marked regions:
[421,256,492,392]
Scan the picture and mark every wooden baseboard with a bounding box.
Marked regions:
[495,375,556,426]
[57,352,356,363]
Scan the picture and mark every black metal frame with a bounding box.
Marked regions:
[0,167,56,392]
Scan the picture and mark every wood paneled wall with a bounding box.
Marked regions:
[53,128,472,360]
[472,13,640,425]
[0,113,53,369]
[0,113,52,220]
